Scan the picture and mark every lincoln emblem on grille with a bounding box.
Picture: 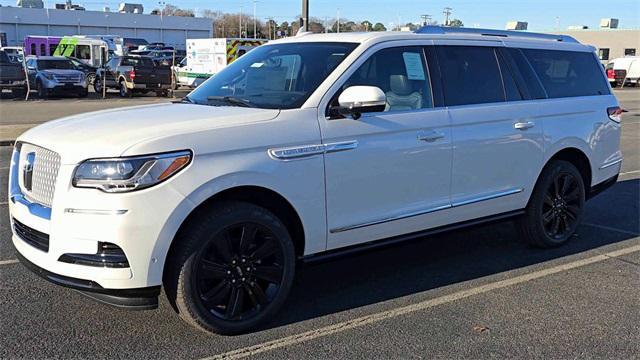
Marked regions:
[23,152,35,192]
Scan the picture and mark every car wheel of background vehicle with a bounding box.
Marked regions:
[86,73,96,86]
[36,80,47,99]
[119,81,132,98]
[11,88,26,98]
[164,201,296,335]
[93,76,103,94]
[156,90,168,97]
[517,160,585,248]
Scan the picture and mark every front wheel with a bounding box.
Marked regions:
[119,81,132,98]
[36,80,48,99]
[165,201,296,335]
[93,76,103,94]
[517,160,585,248]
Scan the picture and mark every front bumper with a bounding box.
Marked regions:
[16,251,160,310]
[0,80,26,89]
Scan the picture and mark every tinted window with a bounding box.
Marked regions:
[121,57,154,67]
[343,47,433,111]
[437,46,504,106]
[496,51,523,101]
[37,59,75,70]
[76,45,91,60]
[506,48,547,99]
[0,51,9,64]
[625,48,636,56]
[522,49,610,98]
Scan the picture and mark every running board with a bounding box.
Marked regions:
[301,210,525,264]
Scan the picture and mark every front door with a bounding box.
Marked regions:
[320,45,453,250]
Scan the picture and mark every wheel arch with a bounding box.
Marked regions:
[159,184,306,283]
[533,147,592,204]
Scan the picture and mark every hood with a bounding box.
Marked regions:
[18,103,281,164]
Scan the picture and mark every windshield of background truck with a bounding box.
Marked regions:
[187,42,358,109]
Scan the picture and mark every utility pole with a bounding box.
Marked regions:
[253,0,257,38]
[337,8,340,33]
[301,0,309,32]
[239,6,243,38]
[420,14,431,26]
[443,7,452,27]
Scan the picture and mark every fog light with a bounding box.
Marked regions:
[58,242,129,268]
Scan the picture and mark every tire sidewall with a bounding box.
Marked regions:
[170,202,296,335]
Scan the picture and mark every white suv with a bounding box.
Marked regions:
[9,27,623,335]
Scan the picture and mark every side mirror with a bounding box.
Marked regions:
[27,66,36,71]
[333,86,386,120]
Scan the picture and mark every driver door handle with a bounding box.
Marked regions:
[418,130,445,142]
[514,121,535,130]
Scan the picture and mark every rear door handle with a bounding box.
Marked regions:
[418,130,445,142]
[514,121,535,130]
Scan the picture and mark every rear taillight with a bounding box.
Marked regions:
[607,106,627,123]
[128,70,136,80]
[607,69,615,79]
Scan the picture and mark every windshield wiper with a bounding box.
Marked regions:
[207,96,255,108]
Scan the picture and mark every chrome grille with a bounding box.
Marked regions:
[23,145,61,208]
[53,74,82,83]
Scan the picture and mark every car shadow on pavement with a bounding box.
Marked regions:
[266,178,639,330]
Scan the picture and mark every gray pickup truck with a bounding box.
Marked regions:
[94,55,172,97]
[0,50,27,98]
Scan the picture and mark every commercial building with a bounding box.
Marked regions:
[561,28,640,63]
[0,6,213,50]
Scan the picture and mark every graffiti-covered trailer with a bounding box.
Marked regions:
[177,38,267,87]
[23,36,107,67]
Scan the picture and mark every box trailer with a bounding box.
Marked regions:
[177,38,267,88]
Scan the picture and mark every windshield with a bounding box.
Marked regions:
[187,42,358,109]
[37,59,75,70]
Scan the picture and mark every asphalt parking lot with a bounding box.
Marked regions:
[0,89,638,359]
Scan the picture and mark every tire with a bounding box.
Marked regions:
[93,76,103,94]
[164,201,296,335]
[156,90,168,97]
[36,80,48,99]
[119,80,132,98]
[11,88,26,98]
[517,160,586,248]
[86,73,96,86]
[78,88,88,98]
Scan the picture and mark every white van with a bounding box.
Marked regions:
[9,28,623,335]
[606,56,640,87]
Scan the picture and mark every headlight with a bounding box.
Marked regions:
[72,150,191,193]
[42,72,55,80]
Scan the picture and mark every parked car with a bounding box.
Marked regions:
[606,56,640,87]
[94,55,171,97]
[0,49,27,98]
[9,28,623,335]
[25,56,87,98]
[129,49,179,66]
[68,56,98,85]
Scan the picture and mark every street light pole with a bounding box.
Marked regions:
[253,0,257,38]
[239,6,243,38]
[301,0,309,32]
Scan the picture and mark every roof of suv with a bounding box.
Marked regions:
[271,27,586,49]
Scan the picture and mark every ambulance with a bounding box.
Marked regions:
[176,38,267,88]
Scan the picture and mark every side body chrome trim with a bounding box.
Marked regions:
[599,158,623,170]
[330,188,524,233]
[9,145,52,220]
[64,209,128,215]
[268,141,358,160]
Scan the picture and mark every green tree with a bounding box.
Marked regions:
[373,22,387,32]
[448,19,464,27]
[361,20,373,31]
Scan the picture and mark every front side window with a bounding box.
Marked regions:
[523,49,610,98]
[187,42,358,110]
[437,46,504,106]
[341,46,433,111]
[76,45,91,60]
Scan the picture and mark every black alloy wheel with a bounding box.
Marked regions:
[192,222,285,322]
[541,172,582,239]
[518,160,585,248]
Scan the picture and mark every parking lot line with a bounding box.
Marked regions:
[619,169,640,176]
[0,259,19,266]
[583,222,640,236]
[202,243,640,360]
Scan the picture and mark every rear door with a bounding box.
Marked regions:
[437,42,544,217]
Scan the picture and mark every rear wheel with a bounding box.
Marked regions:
[119,80,132,98]
[165,201,296,335]
[517,160,585,248]
[93,76,103,94]
[86,73,96,86]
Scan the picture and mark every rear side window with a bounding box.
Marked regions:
[522,49,610,98]
[436,46,504,106]
[506,48,547,99]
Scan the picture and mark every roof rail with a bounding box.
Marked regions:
[414,26,579,43]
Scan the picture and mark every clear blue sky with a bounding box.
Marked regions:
[2,0,638,30]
